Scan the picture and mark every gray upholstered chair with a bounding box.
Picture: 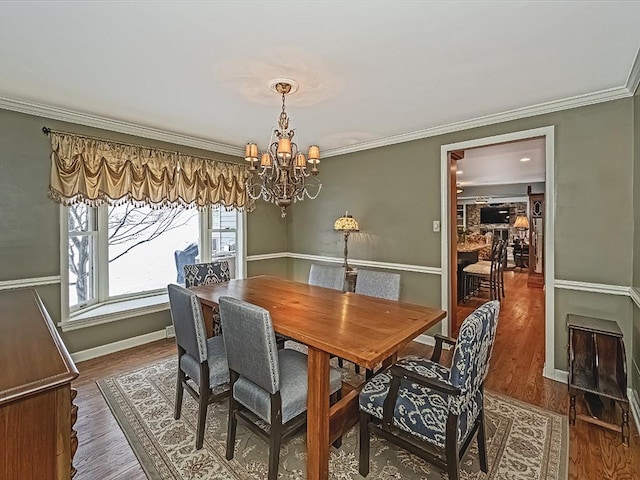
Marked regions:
[344,269,402,374]
[218,296,343,480]
[358,301,501,480]
[167,284,229,450]
[184,261,231,287]
[355,269,401,300]
[308,263,346,291]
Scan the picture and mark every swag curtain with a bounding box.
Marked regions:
[47,130,253,210]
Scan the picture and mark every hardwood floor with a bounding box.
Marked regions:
[72,272,639,479]
[455,270,640,479]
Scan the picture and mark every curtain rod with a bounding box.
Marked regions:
[41,126,243,167]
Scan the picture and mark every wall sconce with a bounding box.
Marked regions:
[333,212,359,271]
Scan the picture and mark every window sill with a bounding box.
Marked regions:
[59,293,169,332]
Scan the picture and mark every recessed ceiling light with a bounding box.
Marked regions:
[520,157,531,162]
[456,170,463,174]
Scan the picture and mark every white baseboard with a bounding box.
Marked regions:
[165,325,175,339]
[71,329,169,363]
[544,367,569,384]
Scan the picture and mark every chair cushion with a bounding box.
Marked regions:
[234,348,342,424]
[180,336,230,387]
[463,263,491,275]
[359,357,482,448]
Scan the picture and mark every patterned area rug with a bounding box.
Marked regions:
[97,357,567,480]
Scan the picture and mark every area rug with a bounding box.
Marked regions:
[97,357,568,480]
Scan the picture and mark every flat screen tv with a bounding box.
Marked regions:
[480,206,510,224]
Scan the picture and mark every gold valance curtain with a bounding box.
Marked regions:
[48,130,253,210]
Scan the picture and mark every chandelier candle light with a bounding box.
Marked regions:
[334,212,359,271]
[245,79,321,217]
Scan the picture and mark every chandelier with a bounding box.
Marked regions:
[245,79,321,217]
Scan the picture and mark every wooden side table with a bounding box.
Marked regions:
[567,314,629,445]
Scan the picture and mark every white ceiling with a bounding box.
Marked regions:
[457,138,546,187]
[1,1,639,157]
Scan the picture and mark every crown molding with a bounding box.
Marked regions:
[1,76,636,160]
[322,86,632,158]
[0,96,244,158]
[626,46,640,95]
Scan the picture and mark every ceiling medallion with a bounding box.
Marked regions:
[245,78,321,217]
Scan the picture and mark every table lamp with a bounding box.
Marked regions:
[334,212,359,271]
[514,215,530,241]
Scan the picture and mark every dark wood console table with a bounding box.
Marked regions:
[0,288,79,478]
[567,314,629,445]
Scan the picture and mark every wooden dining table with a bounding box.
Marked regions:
[190,275,446,480]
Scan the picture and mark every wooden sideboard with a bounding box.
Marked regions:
[0,288,79,479]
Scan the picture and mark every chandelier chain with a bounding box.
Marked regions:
[245,79,321,217]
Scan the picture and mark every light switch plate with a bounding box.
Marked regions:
[433,220,440,232]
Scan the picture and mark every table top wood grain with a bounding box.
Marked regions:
[190,275,446,369]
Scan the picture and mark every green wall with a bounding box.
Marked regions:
[2,95,639,371]
[287,98,636,372]
[0,108,287,354]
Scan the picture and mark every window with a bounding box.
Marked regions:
[207,206,238,278]
[67,203,97,311]
[62,203,245,324]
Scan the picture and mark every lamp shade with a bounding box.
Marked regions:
[334,213,359,232]
[514,216,530,229]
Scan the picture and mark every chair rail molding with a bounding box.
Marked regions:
[0,275,61,291]
[554,279,631,296]
[248,251,442,276]
[630,287,640,309]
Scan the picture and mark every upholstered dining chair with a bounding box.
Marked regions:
[219,296,343,480]
[308,263,346,291]
[358,300,501,480]
[183,261,231,338]
[184,261,231,287]
[355,269,401,300]
[341,269,401,374]
[167,284,230,450]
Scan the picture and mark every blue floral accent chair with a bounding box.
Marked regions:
[358,300,500,480]
[184,261,231,287]
[183,261,231,337]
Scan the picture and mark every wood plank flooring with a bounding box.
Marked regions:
[454,270,640,479]
[72,271,640,479]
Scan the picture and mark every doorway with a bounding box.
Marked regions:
[439,126,556,381]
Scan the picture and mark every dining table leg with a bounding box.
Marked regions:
[307,346,330,480]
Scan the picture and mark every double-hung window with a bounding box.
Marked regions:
[61,203,245,327]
